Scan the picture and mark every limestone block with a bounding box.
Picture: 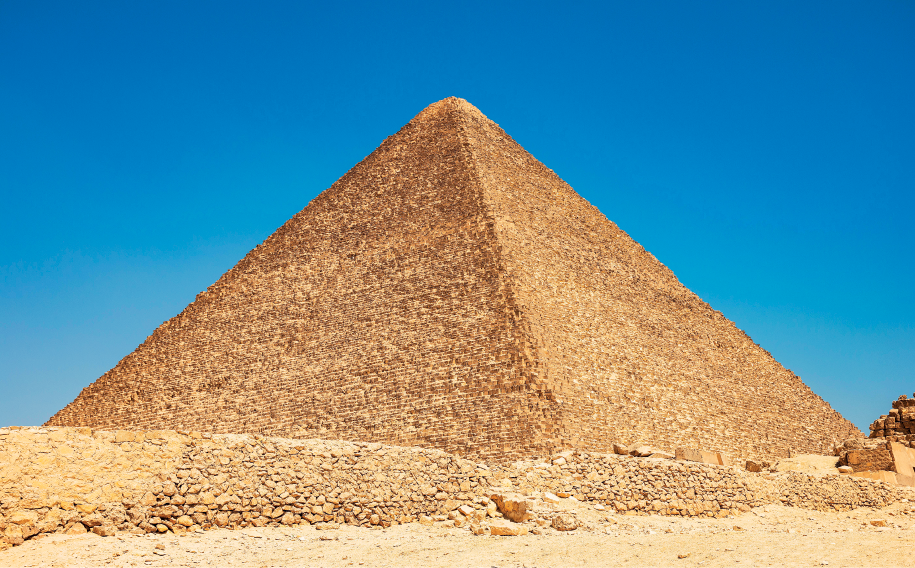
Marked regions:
[489,519,527,536]
[675,448,719,465]
[542,492,561,504]
[91,525,117,537]
[889,442,915,477]
[489,493,529,522]
[851,471,897,484]
[551,513,577,531]
[8,511,38,525]
[64,522,86,535]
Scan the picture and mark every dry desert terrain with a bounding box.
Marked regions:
[3,501,915,568]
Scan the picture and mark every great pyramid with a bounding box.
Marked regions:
[47,97,860,462]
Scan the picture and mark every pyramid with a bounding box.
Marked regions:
[46,97,860,462]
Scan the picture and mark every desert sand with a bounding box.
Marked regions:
[4,500,915,568]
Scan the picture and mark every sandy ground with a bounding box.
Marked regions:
[3,501,915,568]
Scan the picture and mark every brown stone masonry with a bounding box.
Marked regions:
[868,394,915,446]
[0,428,905,547]
[45,98,859,463]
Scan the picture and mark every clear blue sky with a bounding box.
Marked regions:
[1,1,912,434]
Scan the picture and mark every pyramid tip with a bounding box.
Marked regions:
[412,97,487,123]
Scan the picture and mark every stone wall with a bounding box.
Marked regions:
[45,97,858,464]
[1,427,907,548]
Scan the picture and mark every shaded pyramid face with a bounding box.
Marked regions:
[47,98,859,461]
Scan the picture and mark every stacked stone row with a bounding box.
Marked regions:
[1,428,909,548]
[134,439,497,534]
[509,451,900,516]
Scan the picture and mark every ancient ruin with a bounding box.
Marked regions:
[868,393,915,444]
[0,426,905,545]
[45,97,859,463]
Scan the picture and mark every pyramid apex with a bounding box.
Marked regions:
[412,97,489,124]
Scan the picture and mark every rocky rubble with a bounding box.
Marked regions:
[868,393,915,446]
[1,427,910,549]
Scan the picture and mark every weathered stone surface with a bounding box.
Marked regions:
[551,513,577,531]
[64,523,86,535]
[489,493,529,523]
[852,471,897,484]
[676,448,721,465]
[774,455,841,475]
[0,427,906,549]
[630,445,656,458]
[648,452,675,460]
[8,511,38,525]
[42,97,858,465]
[489,520,527,536]
[889,442,915,478]
[91,525,117,537]
[542,492,561,504]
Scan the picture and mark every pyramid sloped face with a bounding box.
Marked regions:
[47,97,859,461]
[46,99,559,461]
[458,101,860,457]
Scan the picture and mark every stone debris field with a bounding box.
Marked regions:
[3,426,915,566]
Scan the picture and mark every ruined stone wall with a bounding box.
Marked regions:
[868,394,915,447]
[1,428,906,548]
[457,99,859,460]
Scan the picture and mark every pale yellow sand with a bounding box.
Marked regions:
[4,502,915,567]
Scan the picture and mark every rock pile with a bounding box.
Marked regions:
[868,394,915,446]
[1,427,908,549]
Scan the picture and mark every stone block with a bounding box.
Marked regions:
[489,519,527,536]
[851,470,898,484]
[489,493,529,522]
[675,448,720,465]
[551,513,577,531]
[91,525,117,537]
[542,492,561,504]
[889,442,915,477]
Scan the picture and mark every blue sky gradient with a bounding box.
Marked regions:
[1,1,913,433]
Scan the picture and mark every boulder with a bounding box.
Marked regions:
[64,522,87,535]
[551,513,577,531]
[489,493,530,523]
[489,519,527,536]
[91,525,117,537]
